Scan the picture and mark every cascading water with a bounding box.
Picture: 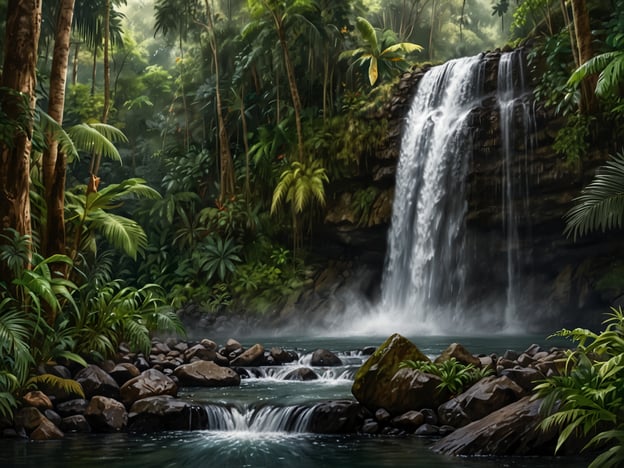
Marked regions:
[377,55,486,332]
[497,50,536,330]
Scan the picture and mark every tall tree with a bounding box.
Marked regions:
[570,0,598,113]
[43,0,76,259]
[203,0,235,202]
[0,0,42,281]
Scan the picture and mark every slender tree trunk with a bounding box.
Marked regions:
[560,0,579,68]
[0,0,42,283]
[43,0,75,263]
[570,0,598,113]
[90,0,110,179]
[239,86,251,200]
[72,40,80,85]
[204,0,235,202]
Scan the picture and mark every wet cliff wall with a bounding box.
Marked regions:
[321,49,622,330]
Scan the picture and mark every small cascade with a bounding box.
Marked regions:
[379,55,486,330]
[203,403,318,433]
[497,50,536,330]
[239,365,357,381]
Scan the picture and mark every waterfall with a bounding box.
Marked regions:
[497,50,536,330]
[203,403,317,433]
[379,55,486,331]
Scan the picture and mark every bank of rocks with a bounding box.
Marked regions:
[0,338,345,440]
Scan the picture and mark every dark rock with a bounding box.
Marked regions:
[184,344,217,362]
[438,376,525,428]
[85,396,127,432]
[127,395,207,432]
[270,347,298,364]
[230,343,265,366]
[420,408,438,425]
[374,408,391,423]
[61,415,91,433]
[361,420,379,434]
[44,409,61,428]
[174,360,240,387]
[432,396,555,455]
[310,349,342,367]
[361,346,377,356]
[414,424,440,436]
[22,391,53,411]
[308,400,362,433]
[134,356,151,371]
[224,338,242,354]
[435,343,481,367]
[120,369,178,406]
[499,367,545,392]
[200,339,218,351]
[30,418,63,440]
[502,350,519,361]
[438,425,456,436]
[151,342,171,355]
[74,364,120,399]
[56,398,88,417]
[109,363,141,386]
[391,410,424,431]
[352,333,431,414]
[283,367,319,381]
[14,407,45,432]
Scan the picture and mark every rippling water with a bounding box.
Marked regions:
[0,333,586,468]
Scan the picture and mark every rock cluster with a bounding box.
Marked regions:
[350,333,567,455]
[1,337,340,441]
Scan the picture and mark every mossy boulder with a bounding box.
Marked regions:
[351,333,432,414]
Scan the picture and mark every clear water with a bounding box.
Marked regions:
[0,334,586,468]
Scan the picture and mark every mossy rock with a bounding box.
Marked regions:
[351,333,431,414]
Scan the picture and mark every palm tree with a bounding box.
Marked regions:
[568,36,624,100]
[270,159,328,255]
[340,17,422,86]
[564,152,624,239]
[0,0,43,284]
[43,0,76,259]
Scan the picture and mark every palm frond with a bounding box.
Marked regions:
[564,153,624,239]
[88,211,148,260]
[37,110,79,161]
[355,17,378,54]
[27,374,85,399]
[67,123,123,162]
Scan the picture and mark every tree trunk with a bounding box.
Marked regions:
[570,0,598,113]
[0,0,42,283]
[278,26,304,162]
[43,0,75,261]
[204,0,235,202]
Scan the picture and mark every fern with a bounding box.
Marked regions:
[27,374,85,399]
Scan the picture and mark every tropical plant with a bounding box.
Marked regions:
[340,17,423,86]
[564,151,624,239]
[65,177,161,262]
[271,159,329,254]
[194,235,242,282]
[400,357,493,396]
[535,308,624,467]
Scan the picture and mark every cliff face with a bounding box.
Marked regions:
[323,50,622,329]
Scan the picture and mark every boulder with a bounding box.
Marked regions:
[120,369,178,406]
[283,367,318,381]
[310,349,342,367]
[14,407,45,432]
[224,338,242,354]
[174,360,240,387]
[109,363,141,386]
[200,339,218,351]
[434,343,481,367]
[391,410,425,431]
[437,376,525,428]
[270,347,298,364]
[85,396,127,432]
[44,409,62,428]
[127,395,208,432]
[184,344,217,362]
[414,423,440,436]
[499,367,545,392]
[230,343,265,366]
[22,391,53,411]
[386,368,447,414]
[30,418,64,440]
[307,400,363,433]
[74,365,120,399]
[432,396,555,456]
[61,415,91,433]
[352,333,431,414]
[56,398,88,417]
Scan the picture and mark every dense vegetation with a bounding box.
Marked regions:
[1,1,624,461]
